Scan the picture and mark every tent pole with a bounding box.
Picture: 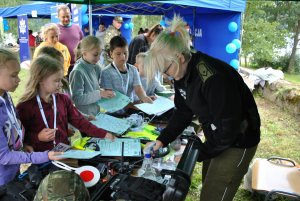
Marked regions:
[192,7,196,47]
[88,0,92,36]
[239,12,245,66]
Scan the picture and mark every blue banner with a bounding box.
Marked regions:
[17,14,30,62]
[71,4,82,27]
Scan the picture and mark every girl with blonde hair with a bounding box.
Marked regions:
[36,46,71,97]
[17,55,114,152]
[135,52,165,97]
[145,16,260,201]
[70,36,115,116]
[34,23,71,77]
[0,48,61,185]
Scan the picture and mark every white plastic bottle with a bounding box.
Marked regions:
[137,149,157,181]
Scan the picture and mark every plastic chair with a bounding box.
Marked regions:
[251,157,300,201]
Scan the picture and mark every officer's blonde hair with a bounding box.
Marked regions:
[144,16,191,82]
[0,48,19,69]
[18,56,63,103]
[74,36,101,60]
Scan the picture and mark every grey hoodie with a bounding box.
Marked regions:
[69,58,102,116]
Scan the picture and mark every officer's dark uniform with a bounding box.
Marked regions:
[158,51,260,160]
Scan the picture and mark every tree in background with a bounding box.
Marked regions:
[242,1,288,68]
[263,1,300,73]
[132,15,162,37]
[242,1,300,73]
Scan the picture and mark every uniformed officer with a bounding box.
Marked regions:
[102,16,123,67]
[144,16,261,201]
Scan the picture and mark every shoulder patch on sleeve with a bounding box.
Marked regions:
[196,61,214,83]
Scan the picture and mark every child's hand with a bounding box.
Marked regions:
[48,151,63,160]
[67,128,75,137]
[100,89,115,98]
[88,115,96,121]
[141,96,153,103]
[38,128,57,142]
[149,95,157,101]
[104,132,115,141]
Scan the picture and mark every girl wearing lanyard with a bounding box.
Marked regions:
[101,36,153,103]
[0,48,62,186]
[69,36,115,117]
[17,55,115,153]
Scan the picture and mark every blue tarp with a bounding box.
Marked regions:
[157,0,246,12]
[0,0,246,64]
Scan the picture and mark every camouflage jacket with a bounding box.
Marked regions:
[102,25,121,66]
[34,170,90,201]
[104,25,121,51]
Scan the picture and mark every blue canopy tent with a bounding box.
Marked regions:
[90,0,245,65]
[1,0,245,65]
[0,2,133,46]
[0,2,58,18]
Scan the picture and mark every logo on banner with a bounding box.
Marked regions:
[19,18,27,35]
[195,28,202,37]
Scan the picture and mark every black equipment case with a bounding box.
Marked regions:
[90,135,201,201]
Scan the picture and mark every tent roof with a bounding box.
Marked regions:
[0,1,245,19]
[35,0,246,13]
[91,1,244,16]
[0,2,58,18]
[28,0,245,13]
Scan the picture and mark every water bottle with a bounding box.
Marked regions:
[137,148,157,181]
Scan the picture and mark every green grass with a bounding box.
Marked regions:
[284,73,300,85]
[12,69,300,201]
[11,68,29,104]
[186,94,300,200]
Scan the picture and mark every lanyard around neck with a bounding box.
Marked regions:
[0,94,23,147]
[36,94,57,146]
[112,62,130,95]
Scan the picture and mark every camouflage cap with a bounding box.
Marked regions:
[34,170,90,201]
[114,16,123,23]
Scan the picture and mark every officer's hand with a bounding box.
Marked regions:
[152,140,163,151]
[145,140,163,152]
